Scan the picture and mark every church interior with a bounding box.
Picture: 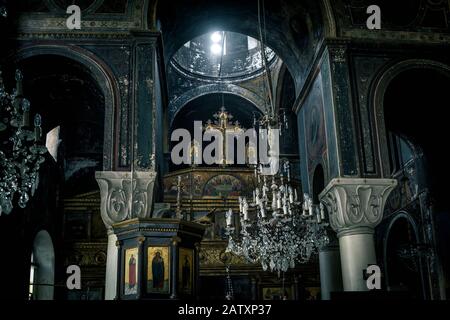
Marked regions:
[0,0,450,302]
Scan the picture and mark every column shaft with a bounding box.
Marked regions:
[338,231,376,291]
[319,245,343,299]
[105,231,118,300]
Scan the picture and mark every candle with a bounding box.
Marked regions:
[239,197,243,213]
[272,191,277,210]
[226,209,233,227]
[260,206,266,218]
[255,190,260,206]
[316,206,321,223]
[294,189,298,201]
[22,99,30,127]
[34,114,42,142]
[277,192,282,209]
[286,161,291,182]
[320,203,325,220]
[289,187,294,204]
[283,200,288,216]
[243,199,249,221]
[262,177,267,198]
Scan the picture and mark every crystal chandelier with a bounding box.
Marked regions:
[0,69,46,216]
[225,161,330,274]
[224,106,329,273]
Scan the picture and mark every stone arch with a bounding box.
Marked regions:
[169,84,266,126]
[30,230,55,300]
[383,212,424,297]
[371,59,450,178]
[153,0,331,92]
[10,45,120,171]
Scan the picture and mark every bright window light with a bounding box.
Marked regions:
[210,43,222,55]
[46,126,61,162]
[211,32,222,43]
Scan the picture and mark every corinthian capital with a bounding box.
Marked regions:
[95,171,157,228]
[319,178,397,236]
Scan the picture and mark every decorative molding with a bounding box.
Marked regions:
[319,178,397,237]
[329,45,347,64]
[96,171,157,228]
[65,242,108,267]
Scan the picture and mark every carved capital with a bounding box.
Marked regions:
[319,178,397,237]
[96,171,157,228]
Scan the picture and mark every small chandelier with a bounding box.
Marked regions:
[0,69,46,216]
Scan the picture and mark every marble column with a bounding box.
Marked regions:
[96,170,157,300]
[104,230,118,300]
[319,243,342,299]
[320,178,397,292]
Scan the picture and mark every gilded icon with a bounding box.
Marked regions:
[147,247,170,294]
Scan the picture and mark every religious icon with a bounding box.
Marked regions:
[147,247,170,294]
[179,248,193,294]
[124,248,138,295]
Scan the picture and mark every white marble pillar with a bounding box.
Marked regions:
[320,178,397,292]
[96,171,157,300]
[104,230,118,300]
[319,244,342,299]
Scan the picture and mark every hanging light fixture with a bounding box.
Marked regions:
[224,0,329,274]
[225,160,330,274]
[0,69,47,216]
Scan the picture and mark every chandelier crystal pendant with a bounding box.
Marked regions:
[0,69,47,216]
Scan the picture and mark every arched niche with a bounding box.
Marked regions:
[8,45,119,171]
[383,214,423,298]
[5,52,112,196]
[373,60,450,299]
[371,59,450,178]
[30,230,55,300]
[169,93,263,172]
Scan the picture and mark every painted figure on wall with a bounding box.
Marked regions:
[182,255,191,289]
[179,248,193,294]
[147,247,170,294]
[152,251,164,288]
[124,248,138,295]
[128,254,136,288]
